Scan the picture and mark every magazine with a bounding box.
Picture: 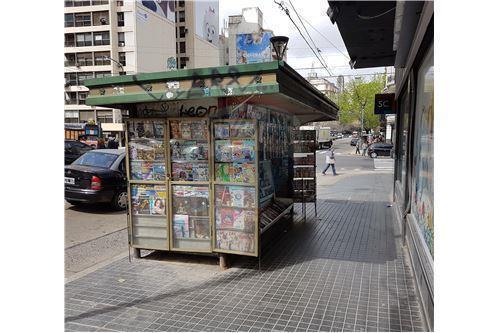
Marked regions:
[241,163,256,184]
[131,185,166,215]
[230,122,255,138]
[229,187,245,207]
[214,123,230,139]
[152,163,165,180]
[190,121,207,140]
[215,140,232,162]
[170,121,181,139]
[215,185,232,206]
[192,217,210,239]
[233,209,245,230]
[173,214,190,238]
[241,140,256,162]
[153,121,164,139]
[216,229,255,253]
[243,187,256,208]
[181,122,192,139]
[141,162,154,180]
[215,163,230,182]
[130,161,143,180]
[231,140,244,162]
[172,163,193,181]
[230,163,244,183]
[244,210,256,232]
[216,208,234,228]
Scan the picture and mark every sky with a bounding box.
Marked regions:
[218,0,392,84]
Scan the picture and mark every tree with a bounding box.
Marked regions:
[336,75,386,132]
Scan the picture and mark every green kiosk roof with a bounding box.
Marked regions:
[84,61,338,124]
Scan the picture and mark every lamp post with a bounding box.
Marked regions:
[104,56,124,74]
[270,36,289,61]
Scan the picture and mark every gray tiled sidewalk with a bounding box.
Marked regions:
[65,200,425,332]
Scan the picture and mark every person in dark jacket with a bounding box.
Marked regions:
[107,137,119,149]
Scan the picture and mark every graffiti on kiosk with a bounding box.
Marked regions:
[137,101,218,118]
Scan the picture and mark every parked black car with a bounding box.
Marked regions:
[65,149,127,210]
[65,140,93,165]
[367,143,393,158]
[350,138,359,146]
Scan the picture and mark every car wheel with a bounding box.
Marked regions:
[111,190,128,210]
[370,152,378,158]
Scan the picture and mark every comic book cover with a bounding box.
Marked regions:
[214,123,230,139]
[170,140,182,160]
[216,208,234,228]
[215,163,230,182]
[180,122,192,139]
[215,185,231,206]
[172,163,193,181]
[192,217,210,239]
[172,197,189,215]
[138,194,151,215]
[233,209,245,230]
[130,161,143,180]
[153,122,164,139]
[141,162,153,180]
[243,188,256,208]
[154,144,165,161]
[230,163,244,183]
[142,122,154,138]
[215,140,232,162]
[192,163,208,181]
[151,192,166,215]
[173,214,190,238]
[230,123,255,138]
[190,121,207,140]
[152,163,165,181]
[244,210,256,232]
[241,163,256,184]
[170,121,181,139]
[241,140,256,162]
[229,187,245,207]
[231,140,244,162]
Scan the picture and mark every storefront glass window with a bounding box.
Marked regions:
[411,44,434,257]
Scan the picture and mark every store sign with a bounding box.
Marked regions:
[374,93,396,115]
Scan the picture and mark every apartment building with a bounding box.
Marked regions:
[306,68,339,98]
[174,0,220,69]
[64,0,176,141]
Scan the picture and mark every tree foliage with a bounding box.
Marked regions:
[336,75,386,131]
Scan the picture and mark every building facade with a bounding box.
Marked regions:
[174,0,220,69]
[306,68,339,99]
[329,1,434,329]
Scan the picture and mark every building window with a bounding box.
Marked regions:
[118,52,126,67]
[64,34,76,47]
[116,1,124,6]
[76,52,93,66]
[117,12,125,26]
[74,12,92,27]
[179,26,186,38]
[77,72,94,85]
[79,111,95,123]
[97,111,113,123]
[78,92,88,104]
[179,41,186,53]
[64,53,76,66]
[65,92,77,104]
[178,11,185,22]
[118,32,125,46]
[94,71,111,78]
[91,0,109,5]
[180,56,188,69]
[64,1,74,7]
[94,51,111,65]
[64,13,75,27]
[93,31,110,45]
[65,73,78,86]
[65,110,80,123]
[179,1,185,8]
[74,0,91,6]
[92,11,109,25]
[76,32,92,47]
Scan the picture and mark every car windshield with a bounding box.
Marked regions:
[73,151,118,168]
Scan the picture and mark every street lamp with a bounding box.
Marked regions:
[270,36,289,61]
[104,56,124,74]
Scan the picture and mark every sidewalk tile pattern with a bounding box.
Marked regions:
[65,200,426,332]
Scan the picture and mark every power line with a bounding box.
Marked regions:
[273,0,332,76]
[287,0,332,73]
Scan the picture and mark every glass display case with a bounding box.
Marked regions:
[213,120,259,256]
[126,119,169,250]
[168,119,212,252]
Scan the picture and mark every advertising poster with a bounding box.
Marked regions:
[139,0,175,22]
[195,0,219,45]
[236,31,273,64]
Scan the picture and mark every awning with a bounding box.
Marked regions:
[101,123,124,132]
[327,1,396,69]
[84,61,338,125]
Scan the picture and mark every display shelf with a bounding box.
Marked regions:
[292,129,317,217]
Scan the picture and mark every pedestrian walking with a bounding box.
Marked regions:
[361,139,368,156]
[97,138,106,149]
[322,147,338,175]
[355,139,361,154]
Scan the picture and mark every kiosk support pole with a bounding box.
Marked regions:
[219,254,229,270]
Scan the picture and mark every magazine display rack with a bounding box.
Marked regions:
[293,129,318,218]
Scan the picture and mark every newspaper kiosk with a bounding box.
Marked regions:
[84,61,338,266]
